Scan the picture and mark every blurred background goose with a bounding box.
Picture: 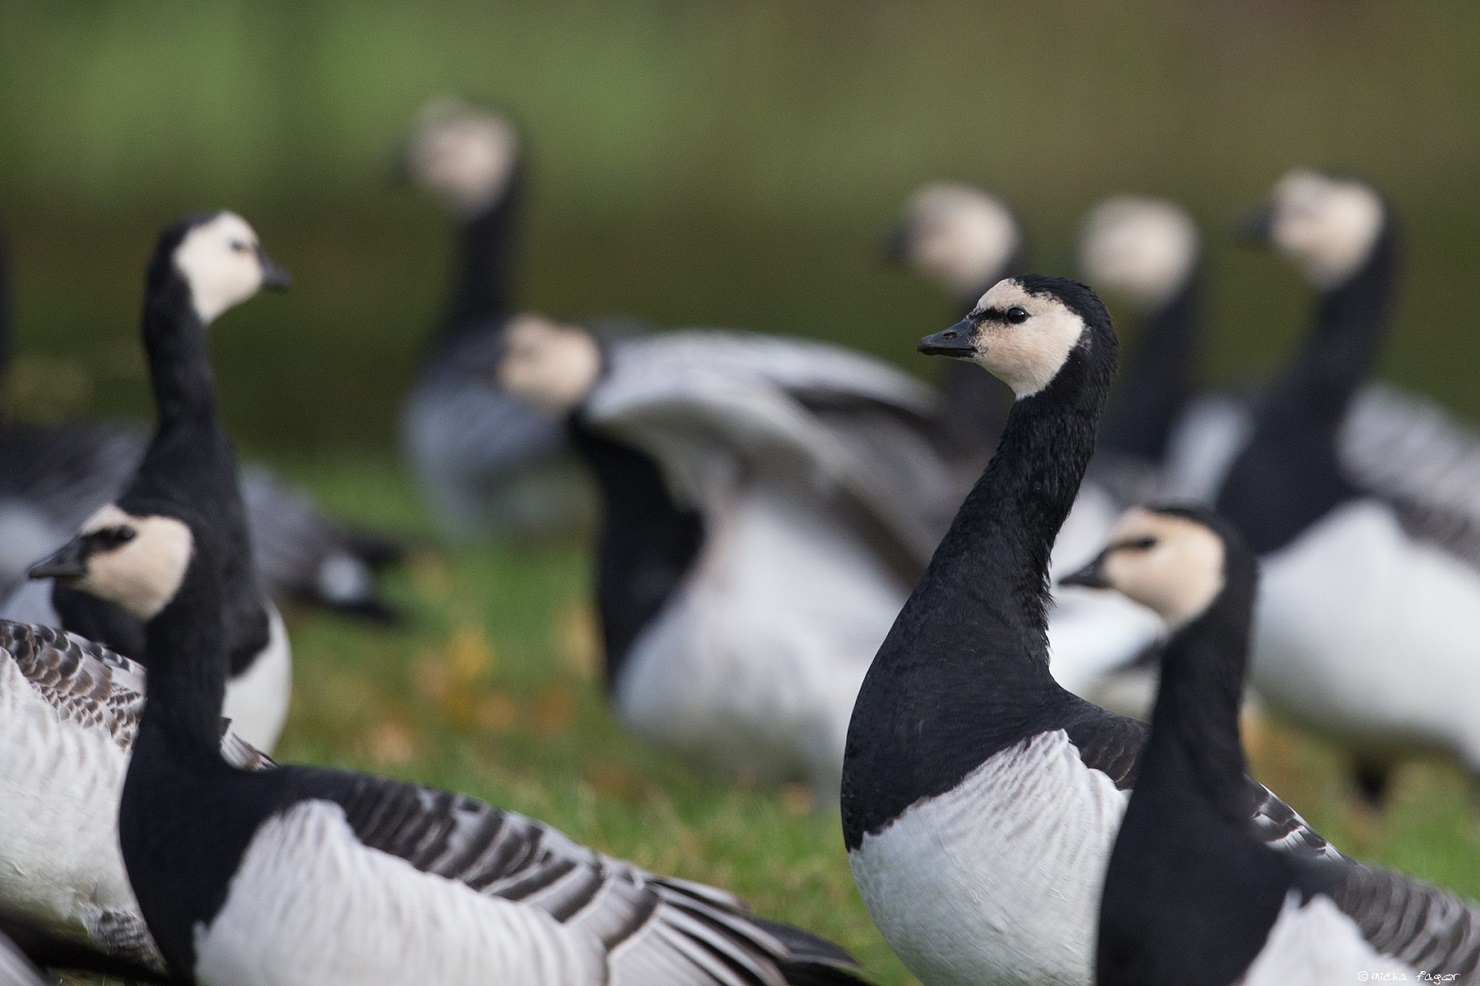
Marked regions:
[0,225,401,621]
[499,314,965,800]
[8,212,297,752]
[399,97,596,541]
[59,499,865,986]
[1068,506,1480,985]
[1214,170,1480,807]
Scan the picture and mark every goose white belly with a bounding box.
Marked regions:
[849,730,1129,986]
[221,604,291,754]
[193,801,600,986]
[0,657,150,960]
[1252,500,1480,764]
[614,488,902,797]
[1239,894,1414,985]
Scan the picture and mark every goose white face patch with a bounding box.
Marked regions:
[1098,508,1225,628]
[902,183,1021,298]
[73,505,194,619]
[496,314,601,415]
[962,279,1087,398]
[1078,195,1199,309]
[173,212,270,323]
[406,98,519,217]
[1267,170,1385,288]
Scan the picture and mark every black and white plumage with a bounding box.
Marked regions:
[0,617,269,971]
[64,500,864,986]
[1062,505,1480,985]
[0,228,400,621]
[841,276,1340,986]
[1214,170,1480,804]
[399,98,595,540]
[11,213,296,752]
[499,315,966,799]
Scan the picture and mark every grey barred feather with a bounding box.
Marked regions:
[0,620,145,743]
[327,779,864,985]
[1330,864,1480,975]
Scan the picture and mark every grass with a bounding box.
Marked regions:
[63,452,1472,985]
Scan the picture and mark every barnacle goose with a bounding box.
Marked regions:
[0,227,400,620]
[499,314,965,800]
[841,276,1341,986]
[0,908,177,984]
[9,212,295,752]
[399,97,595,540]
[0,617,269,970]
[885,182,1022,454]
[1062,505,1480,985]
[1217,169,1480,805]
[51,502,865,986]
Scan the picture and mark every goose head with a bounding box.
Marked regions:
[401,97,520,218]
[1077,196,1199,311]
[29,503,195,620]
[1238,169,1387,289]
[165,212,291,325]
[918,275,1114,399]
[1059,505,1247,628]
[495,313,602,416]
[885,183,1022,302]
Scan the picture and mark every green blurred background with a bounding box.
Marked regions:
[3,0,1479,461]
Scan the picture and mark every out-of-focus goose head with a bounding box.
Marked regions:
[401,97,520,218]
[1238,169,1387,289]
[495,313,602,416]
[1078,195,1199,311]
[885,183,1023,301]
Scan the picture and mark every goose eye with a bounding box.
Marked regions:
[1127,536,1157,551]
[1005,306,1028,324]
[229,240,248,253]
[93,526,137,549]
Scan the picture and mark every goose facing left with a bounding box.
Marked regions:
[1065,506,1480,984]
[841,276,1341,986]
[52,502,866,986]
[12,211,294,753]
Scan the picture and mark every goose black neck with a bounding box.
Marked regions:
[1279,222,1398,425]
[1215,224,1397,555]
[569,417,704,689]
[441,163,522,342]
[1098,271,1202,463]
[1140,551,1258,823]
[136,560,231,762]
[843,329,1116,848]
[142,267,218,428]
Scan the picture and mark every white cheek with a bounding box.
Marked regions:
[981,313,1084,398]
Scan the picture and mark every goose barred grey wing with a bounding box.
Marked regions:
[0,620,145,743]
[1326,861,1480,975]
[1246,782,1343,865]
[308,772,865,986]
[589,330,964,576]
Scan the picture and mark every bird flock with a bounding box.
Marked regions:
[0,95,1477,985]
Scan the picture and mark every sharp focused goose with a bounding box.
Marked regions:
[1216,169,1480,805]
[54,501,865,986]
[841,276,1340,986]
[1063,506,1480,985]
[0,227,400,620]
[400,97,595,539]
[0,617,269,970]
[499,315,963,800]
[11,213,295,752]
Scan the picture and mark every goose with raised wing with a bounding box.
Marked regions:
[1064,505,1480,985]
[499,315,965,800]
[43,496,867,986]
[7,213,295,752]
[399,97,595,540]
[841,276,1340,986]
